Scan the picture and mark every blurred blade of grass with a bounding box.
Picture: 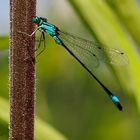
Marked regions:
[0,97,68,140]
[106,0,140,46]
[0,36,9,50]
[35,118,67,140]
[68,0,140,111]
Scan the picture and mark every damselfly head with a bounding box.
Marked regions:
[32,16,40,24]
[32,16,47,25]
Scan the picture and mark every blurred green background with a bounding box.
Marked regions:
[0,0,140,140]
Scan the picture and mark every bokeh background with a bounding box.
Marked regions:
[1,0,140,140]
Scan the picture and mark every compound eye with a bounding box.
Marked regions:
[40,17,47,22]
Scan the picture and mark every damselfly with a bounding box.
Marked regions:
[19,16,128,111]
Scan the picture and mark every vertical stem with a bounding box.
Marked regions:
[9,0,36,139]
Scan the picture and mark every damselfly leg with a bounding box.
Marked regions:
[36,31,46,57]
[18,28,47,60]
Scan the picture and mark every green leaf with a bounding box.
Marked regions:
[106,0,140,46]
[69,0,140,112]
[0,97,68,140]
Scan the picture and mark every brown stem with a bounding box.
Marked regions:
[9,0,36,139]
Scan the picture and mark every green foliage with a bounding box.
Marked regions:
[0,97,67,140]
[68,0,140,112]
[0,36,9,50]
[106,0,140,46]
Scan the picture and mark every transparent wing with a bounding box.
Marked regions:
[58,31,128,68]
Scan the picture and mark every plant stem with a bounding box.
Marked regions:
[9,0,36,139]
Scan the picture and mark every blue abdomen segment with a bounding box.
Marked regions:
[52,36,62,45]
[110,95,122,111]
[41,23,62,45]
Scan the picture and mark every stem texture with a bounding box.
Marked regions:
[9,0,36,139]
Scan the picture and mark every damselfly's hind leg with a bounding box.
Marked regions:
[36,31,46,57]
[35,31,44,52]
[25,50,36,64]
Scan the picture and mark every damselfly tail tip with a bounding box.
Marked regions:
[111,95,123,111]
[117,103,123,111]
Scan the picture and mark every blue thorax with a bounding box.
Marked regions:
[39,21,62,45]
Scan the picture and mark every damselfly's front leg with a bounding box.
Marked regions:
[18,26,42,37]
[17,27,41,64]
[17,26,47,61]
